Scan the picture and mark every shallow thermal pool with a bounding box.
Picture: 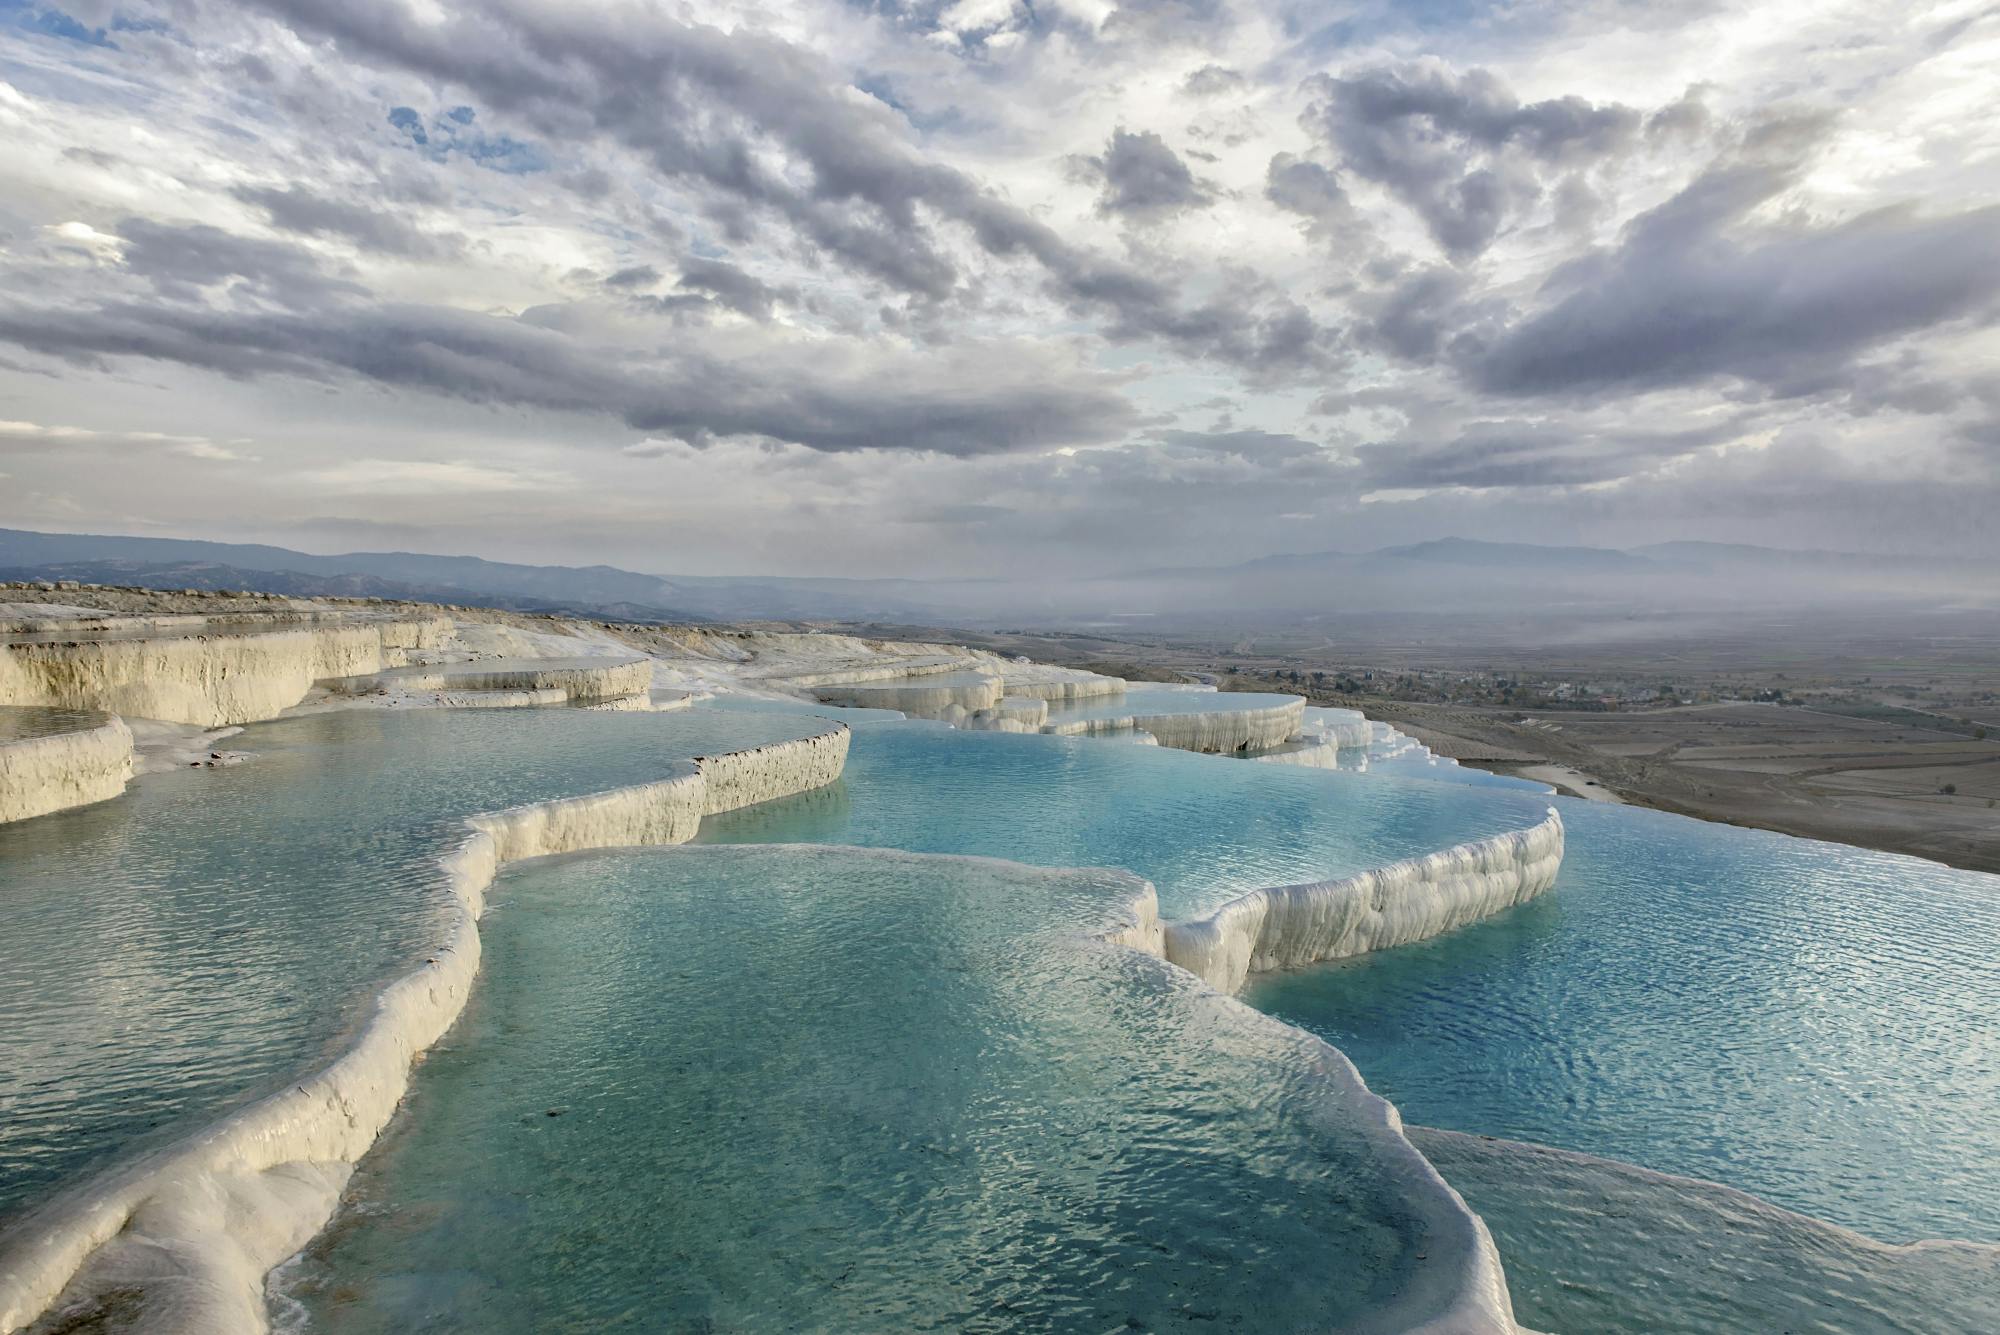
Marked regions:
[0,705,113,741]
[696,716,1554,918]
[0,703,832,1224]
[1247,799,2000,1246]
[286,844,1483,1334]
[1409,1127,2000,1335]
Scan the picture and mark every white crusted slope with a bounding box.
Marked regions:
[1164,809,1566,994]
[0,714,134,824]
[1044,698,1305,755]
[0,617,448,727]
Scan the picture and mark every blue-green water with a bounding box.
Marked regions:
[0,704,829,1223]
[8,684,1998,1333]
[1247,800,2000,1243]
[1409,1128,2000,1335]
[697,719,1552,918]
[288,845,1473,1334]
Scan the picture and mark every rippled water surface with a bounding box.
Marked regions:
[0,705,111,741]
[1413,1129,2000,1335]
[0,704,830,1222]
[698,718,1551,917]
[291,845,1466,1333]
[1248,800,2000,1242]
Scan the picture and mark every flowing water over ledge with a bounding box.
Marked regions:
[284,845,1487,1334]
[0,705,832,1225]
[1247,799,2000,1244]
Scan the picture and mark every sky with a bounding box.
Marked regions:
[0,0,1996,578]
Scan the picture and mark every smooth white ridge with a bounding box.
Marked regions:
[0,714,133,824]
[1163,809,1566,994]
[0,726,851,1335]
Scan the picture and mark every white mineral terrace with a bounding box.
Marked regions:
[0,602,1564,1335]
[1164,809,1567,995]
[0,711,133,825]
[1041,697,1307,753]
[0,612,450,727]
[326,655,655,705]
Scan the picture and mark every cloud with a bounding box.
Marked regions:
[1463,143,2000,397]
[1,0,1996,573]
[233,0,1310,373]
[234,184,462,259]
[1183,64,1244,97]
[0,292,1138,457]
[1349,414,1751,491]
[113,218,364,305]
[673,257,794,322]
[1086,129,1213,218]
[1300,61,1639,260]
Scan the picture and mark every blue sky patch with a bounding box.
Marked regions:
[387,102,547,173]
[2,1,115,47]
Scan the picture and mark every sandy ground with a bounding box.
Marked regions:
[1367,701,2000,873]
[1507,764,1626,803]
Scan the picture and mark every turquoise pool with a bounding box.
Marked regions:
[7,681,1996,1335]
[697,718,1553,918]
[285,845,1485,1333]
[1411,1127,2000,1335]
[1247,800,2000,1244]
[0,704,830,1224]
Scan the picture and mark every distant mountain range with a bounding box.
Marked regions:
[2,527,1992,627]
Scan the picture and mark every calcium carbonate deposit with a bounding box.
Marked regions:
[0,595,1992,1335]
[0,708,132,824]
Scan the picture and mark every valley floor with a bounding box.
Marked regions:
[1346,699,2000,874]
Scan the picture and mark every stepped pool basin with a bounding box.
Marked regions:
[696,717,1555,918]
[3,665,1995,1335]
[1247,799,2000,1244]
[0,704,833,1225]
[285,844,1502,1334]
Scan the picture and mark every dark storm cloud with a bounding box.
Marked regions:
[1463,152,2000,397]
[1087,129,1213,218]
[234,184,462,258]
[1301,62,1639,260]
